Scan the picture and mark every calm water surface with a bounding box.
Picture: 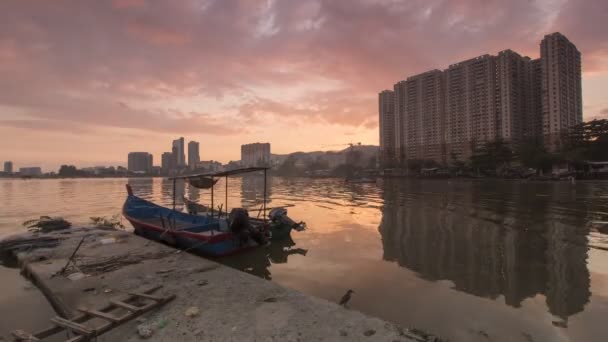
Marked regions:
[1,177,608,342]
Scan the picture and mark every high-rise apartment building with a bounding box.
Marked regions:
[380,32,581,165]
[172,137,185,167]
[446,55,498,160]
[540,32,582,150]
[128,152,153,173]
[405,70,445,163]
[378,90,396,166]
[393,80,407,163]
[525,58,543,141]
[188,141,200,169]
[3,161,13,174]
[241,143,271,167]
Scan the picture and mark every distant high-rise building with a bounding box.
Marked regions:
[378,90,396,167]
[241,143,271,167]
[188,141,200,169]
[525,58,543,141]
[172,137,185,167]
[540,32,582,150]
[19,167,42,176]
[3,161,13,174]
[393,80,407,164]
[127,152,153,173]
[381,32,581,165]
[161,152,174,174]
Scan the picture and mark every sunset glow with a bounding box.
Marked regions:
[0,0,606,171]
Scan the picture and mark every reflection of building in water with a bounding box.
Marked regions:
[379,180,589,319]
[240,174,272,208]
[160,178,185,206]
[128,178,153,197]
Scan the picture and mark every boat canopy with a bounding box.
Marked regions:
[168,166,270,222]
[169,167,270,180]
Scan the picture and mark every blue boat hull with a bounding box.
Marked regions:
[123,190,255,257]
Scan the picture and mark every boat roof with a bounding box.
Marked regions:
[169,166,270,179]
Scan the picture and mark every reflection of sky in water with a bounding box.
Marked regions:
[1,178,608,342]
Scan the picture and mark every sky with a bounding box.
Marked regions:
[1,0,607,171]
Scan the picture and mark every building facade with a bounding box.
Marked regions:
[380,32,581,165]
[241,143,271,167]
[188,141,200,170]
[540,32,583,150]
[405,70,445,163]
[172,137,185,167]
[161,152,174,174]
[3,161,13,174]
[19,167,42,176]
[378,90,396,166]
[127,152,153,173]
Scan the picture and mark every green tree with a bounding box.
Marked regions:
[470,139,514,174]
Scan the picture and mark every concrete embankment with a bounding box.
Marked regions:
[1,227,434,341]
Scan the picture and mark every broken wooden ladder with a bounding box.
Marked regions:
[11,285,175,342]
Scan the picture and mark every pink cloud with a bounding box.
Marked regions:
[0,0,606,166]
[112,0,146,9]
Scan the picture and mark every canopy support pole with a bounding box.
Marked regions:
[172,178,176,211]
[225,175,228,216]
[263,168,267,223]
[211,177,214,219]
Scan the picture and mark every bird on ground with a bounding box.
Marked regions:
[339,289,354,306]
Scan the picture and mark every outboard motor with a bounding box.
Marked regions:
[269,207,306,231]
[229,208,251,234]
[229,208,268,246]
[269,207,288,221]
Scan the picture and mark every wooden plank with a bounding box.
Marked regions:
[78,308,121,322]
[109,300,141,312]
[50,317,92,335]
[11,329,40,341]
[127,291,164,301]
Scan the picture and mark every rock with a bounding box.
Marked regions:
[67,272,86,281]
[363,329,376,337]
[263,297,278,303]
[184,306,200,318]
[137,324,154,339]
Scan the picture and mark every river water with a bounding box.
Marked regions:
[1,177,608,341]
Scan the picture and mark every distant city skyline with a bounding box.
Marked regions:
[1,1,606,171]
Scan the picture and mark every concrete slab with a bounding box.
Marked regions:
[2,227,435,341]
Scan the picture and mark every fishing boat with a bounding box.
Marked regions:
[123,185,266,256]
[123,167,303,256]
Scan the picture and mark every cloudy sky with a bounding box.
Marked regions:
[1,0,606,171]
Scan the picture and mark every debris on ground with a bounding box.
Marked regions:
[184,306,200,318]
[67,272,86,281]
[137,324,154,339]
[90,215,125,230]
[363,329,376,337]
[0,236,61,253]
[22,216,71,233]
[262,297,278,303]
